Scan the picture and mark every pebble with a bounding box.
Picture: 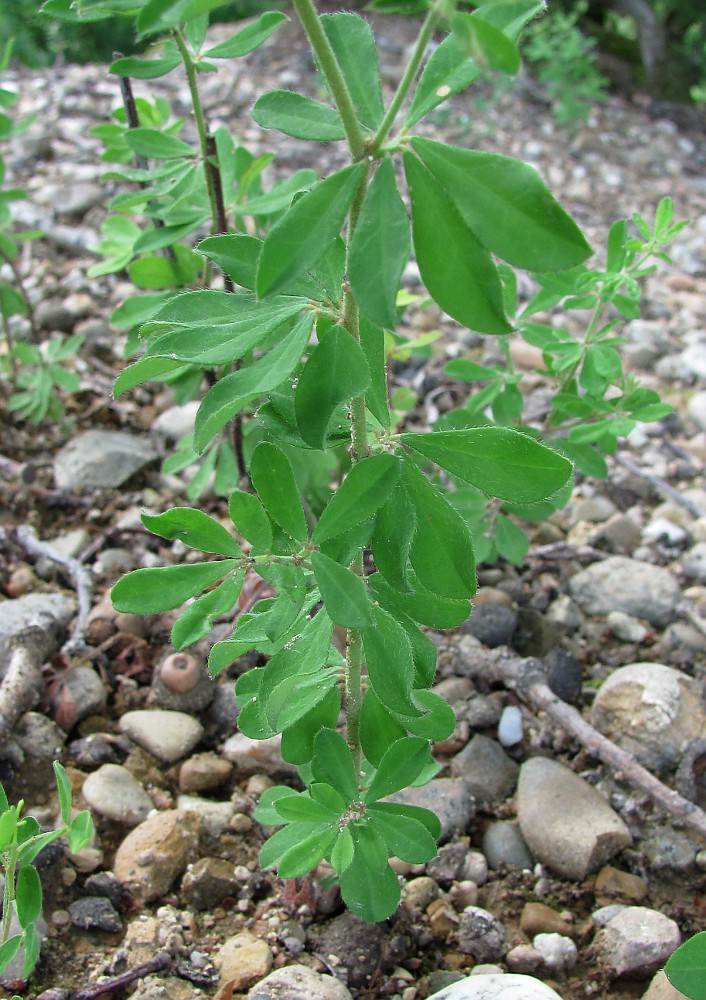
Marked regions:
[463,604,518,647]
[178,752,233,793]
[497,706,523,747]
[246,965,354,999]
[427,843,474,886]
[215,930,273,991]
[642,970,691,1000]
[641,827,698,872]
[450,735,518,805]
[520,903,573,938]
[516,757,632,880]
[0,593,75,675]
[606,610,649,643]
[465,695,502,729]
[83,871,124,909]
[126,977,205,1000]
[176,795,233,836]
[532,933,577,972]
[687,390,706,432]
[544,648,582,704]
[594,866,649,904]
[402,876,439,913]
[119,710,204,764]
[82,764,153,826]
[222,732,297,776]
[594,906,681,979]
[57,181,103,216]
[569,556,681,626]
[68,896,122,932]
[310,910,383,989]
[590,662,706,771]
[545,595,583,632]
[151,652,215,712]
[425,973,565,1000]
[482,821,533,871]
[53,430,158,491]
[389,778,474,841]
[113,809,200,903]
[457,906,508,962]
[682,541,706,581]
[505,945,543,975]
[15,712,66,759]
[181,857,237,911]
[53,665,108,728]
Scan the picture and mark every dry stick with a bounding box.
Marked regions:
[35,952,172,1000]
[465,648,706,841]
[0,627,57,742]
[615,451,706,519]
[14,526,93,655]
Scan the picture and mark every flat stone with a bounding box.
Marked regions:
[594,866,648,904]
[54,430,157,491]
[181,857,237,911]
[516,758,632,880]
[590,663,706,772]
[82,764,153,826]
[179,753,233,794]
[450,735,519,806]
[426,973,565,1000]
[119,710,204,764]
[113,809,200,904]
[245,964,353,1000]
[388,778,474,841]
[594,906,681,979]
[569,556,681,627]
[68,897,121,933]
[0,593,75,675]
[215,930,273,991]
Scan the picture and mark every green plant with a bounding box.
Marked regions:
[522,0,609,125]
[0,762,93,995]
[3,333,84,425]
[665,932,706,999]
[106,0,588,923]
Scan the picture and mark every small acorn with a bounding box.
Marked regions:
[151,651,214,712]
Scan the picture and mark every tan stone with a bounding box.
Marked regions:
[113,809,200,903]
[595,865,648,905]
[215,931,273,991]
[642,970,689,1000]
[179,753,233,793]
[520,902,574,938]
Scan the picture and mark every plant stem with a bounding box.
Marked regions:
[373,0,445,149]
[345,610,364,780]
[290,0,366,160]
[173,29,220,237]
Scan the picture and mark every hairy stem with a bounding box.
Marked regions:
[291,0,366,160]
[373,0,445,149]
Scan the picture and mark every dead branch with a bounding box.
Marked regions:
[463,647,706,841]
[530,541,609,563]
[35,952,172,1000]
[14,526,93,655]
[615,451,706,519]
[0,626,58,743]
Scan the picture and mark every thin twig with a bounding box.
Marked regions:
[615,451,705,518]
[14,526,93,655]
[35,952,172,1000]
[530,541,610,562]
[462,648,706,841]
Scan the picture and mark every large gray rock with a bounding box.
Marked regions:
[245,963,353,1000]
[426,974,565,1000]
[569,556,681,627]
[594,906,681,979]
[0,593,75,675]
[516,758,632,880]
[54,430,157,491]
[590,663,706,772]
[450,735,519,806]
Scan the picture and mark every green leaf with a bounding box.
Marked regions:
[404,152,511,334]
[278,824,339,878]
[295,326,370,449]
[0,783,7,814]
[371,485,415,593]
[16,865,42,928]
[311,551,371,628]
[363,605,419,717]
[252,91,346,141]
[194,311,314,452]
[369,573,471,630]
[69,809,94,855]
[365,736,431,802]
[203,11,287,58]
[349,159,410,329]
[250,442,307,543]
[197,234,260,290]
[128,245,202,290]
[400,428,572,503]
[136,0,230,38]
[22,921,41,979]
[312,729,359,805]
[400,689,456,741]
[0,934,23,971]
[400,456,476,599]
[124,128,195,160]
[253,785,299,825]
[260,821,324,868]
[365,800,442,840]
[109,55,181,79]
[257,163,365,297]
[141,507,240,556]
[281,687,341,765]
[665,932,706,1000]
[340,825,400,921]
[320,12,384,129]
[171,571,244,650]
[275,792,341,824]
[331,827,355,873]
[358,317,390,428]
[53,761,72,826]
[368,806,438,863]
[313,454,401,543]
[141,291,307,366]
[451,11,520,74]
[410,138,592,272]
[111,561,238,614]
[229,489,273,550]
[495,514,530,565]
[360,690,407,767]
